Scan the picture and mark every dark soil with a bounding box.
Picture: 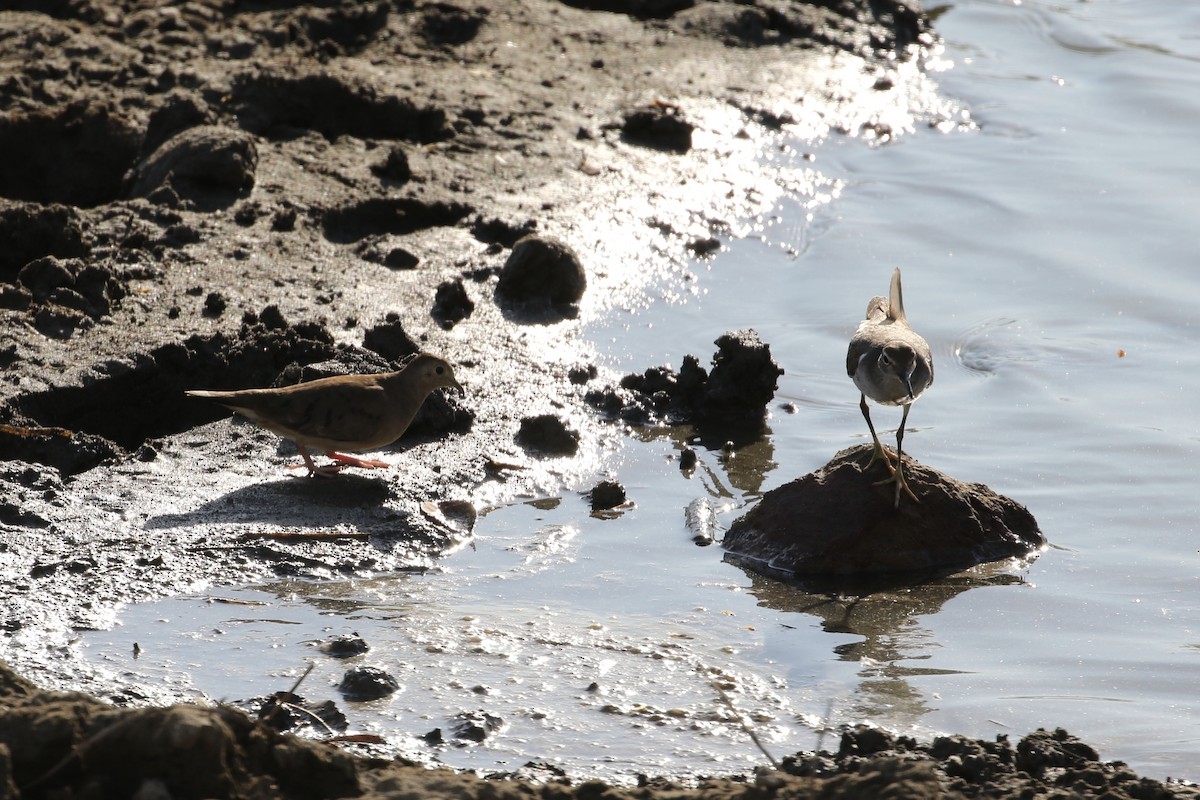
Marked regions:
[0,0,1176,797]
[0,660,1195,800]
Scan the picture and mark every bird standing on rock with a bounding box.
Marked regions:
[187,353,464,477]
[846,268,934,508]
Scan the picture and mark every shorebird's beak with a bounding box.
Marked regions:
[902,371,915,401]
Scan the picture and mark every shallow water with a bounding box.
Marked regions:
[81,0,1200,781]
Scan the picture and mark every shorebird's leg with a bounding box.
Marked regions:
[872,403,919,507]
[859,394,897,474]
[326,451,389,469]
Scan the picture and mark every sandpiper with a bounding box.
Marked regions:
[846,268,934,508]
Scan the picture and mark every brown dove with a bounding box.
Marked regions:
[187,353,464,476]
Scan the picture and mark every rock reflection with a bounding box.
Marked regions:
[732,562,1031,728]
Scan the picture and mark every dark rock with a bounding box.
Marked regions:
[723,445,1045,584]
[361,316,419,362]
[470,216,536,247]
[448,710,503,742]
[385,247,420,270]
[127,125,258,211]
[589,330,780,428]
[419,4,489,46]
[320,634,370,659]
[202,292,227,317]
[678,447,698,471]
[515,414,579,457]
[338,666,400,700]
[371,146,412,183]
[588,480,626,511]
[432,279,474,329]
[0,422,122,476]
[567,364,597,385]
[17,257,74,303]
[620,103,694,153]
[494,235,586,320]
[696,329,783,423]
[0,204,88,280]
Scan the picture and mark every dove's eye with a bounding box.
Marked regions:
[436,366,445,375]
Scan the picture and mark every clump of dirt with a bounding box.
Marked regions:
[587,329,784,429]
[494,235,588,321]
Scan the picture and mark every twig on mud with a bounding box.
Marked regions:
[711,680,780,769]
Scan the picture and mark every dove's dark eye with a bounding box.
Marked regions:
[436,366,445,375]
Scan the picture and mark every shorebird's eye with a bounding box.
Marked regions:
[880,353,891,366]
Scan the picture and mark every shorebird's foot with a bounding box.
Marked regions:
[325,451,389,470]
[873,458,919,508]
[862,442,899,475]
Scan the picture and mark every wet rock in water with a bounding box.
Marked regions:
[620,103,694,153]
[338,665,400,700]
[588,479,626,511]
[588,329,782,428]
[723,445,1044,585]
[449,710,503,743]
[494,235,586,320]
[432,278,474,329]
[126,125,257,210]
[515,414,579,457]
[679,446,698,471]
[320,633,370,658]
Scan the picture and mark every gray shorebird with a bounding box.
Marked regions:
[187,353,464,477]
[846,268,934,508]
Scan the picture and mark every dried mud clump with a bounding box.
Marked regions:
[494,235,587,321]
[127,125,258,210]
[516,414,581,457]
[587,329,783,428]
[723,445,1045,586]
[620,103,695,153]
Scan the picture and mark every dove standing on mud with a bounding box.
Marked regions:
[187,353,464,477]
[846,268,934,508]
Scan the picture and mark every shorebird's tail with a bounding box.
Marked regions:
[888,267,907,323]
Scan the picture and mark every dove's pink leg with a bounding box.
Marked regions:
[325,451,390,469]
[287,444,348,477]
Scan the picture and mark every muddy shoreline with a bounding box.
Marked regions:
[0,1,1190,797]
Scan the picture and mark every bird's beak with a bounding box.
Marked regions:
[902,372,915,401]
[450,379,465,395]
